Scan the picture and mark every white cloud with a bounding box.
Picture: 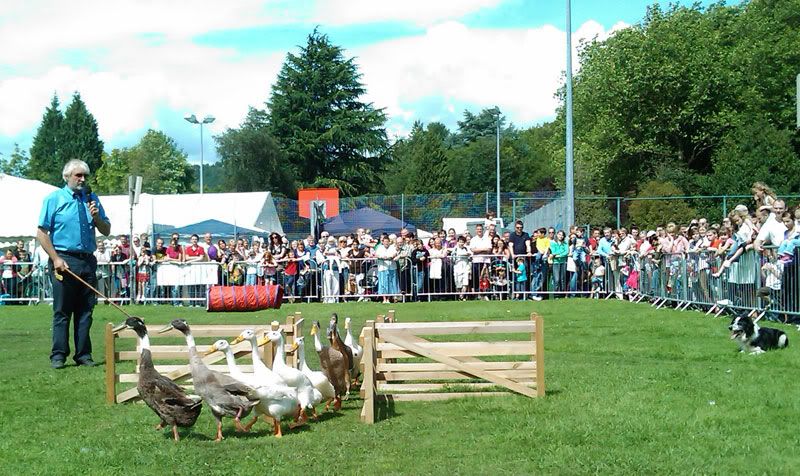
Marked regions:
[313,0,502,27]
[0,0,628,153]
[0,39,285,141]
[354,19,626,134]
[0,0,297,64]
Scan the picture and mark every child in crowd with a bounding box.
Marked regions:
[261,250,277,284]
[491,264,509,300]
[452,236,472,301]
[511,257,527,300]
[135,247,153,304]
[591,255,605,299]
[757,260,783,321]
[479,265,491,300]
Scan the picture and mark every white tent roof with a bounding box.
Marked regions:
[0,173,58,238]
[101,191,284,237]
[0,175,283,239]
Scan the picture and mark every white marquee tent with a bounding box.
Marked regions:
[101,191,284,237]
[0,174,283,239]
[0,173,58,238]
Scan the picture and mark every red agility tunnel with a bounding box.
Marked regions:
[206,285,283,312]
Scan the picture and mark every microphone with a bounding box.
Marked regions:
[83,185,93,204]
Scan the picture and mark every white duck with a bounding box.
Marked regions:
[343,317,363,385]
[263,329,320,422]
[292,336,336,412]
[230,329,286,387]
[205,339,299,438]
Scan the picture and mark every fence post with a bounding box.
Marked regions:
[512,199,516,225]
[401,193,404,226]
[361,320,376,424]
[105,322,117,404]
[616,198,621,229]
[722,195,728,218]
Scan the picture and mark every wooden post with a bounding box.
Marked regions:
[104,322,117,404]
[292,315,304,370]
[375,314,386,366]
[285,314,296,368]
[264,320,280,368]
[361,320,376,424]
[533,313,545,396]
[387,309,396,323]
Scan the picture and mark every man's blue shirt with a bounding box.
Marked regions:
[38,186,109,253]
[597,237,613,257]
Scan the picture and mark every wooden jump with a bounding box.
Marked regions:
[105,313,304,404]
[360,312,544,424]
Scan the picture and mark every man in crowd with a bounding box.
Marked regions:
[202,232,218,262]
[754,200,787,252]
[469,223,492,299]
[37,159,111,369]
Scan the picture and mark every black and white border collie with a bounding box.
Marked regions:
[729,314,788,355]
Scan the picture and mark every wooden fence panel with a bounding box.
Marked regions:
[360,312,544,424]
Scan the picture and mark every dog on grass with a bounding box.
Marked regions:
[728,314,788,355]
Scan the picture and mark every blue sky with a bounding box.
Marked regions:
[0,0,724,166]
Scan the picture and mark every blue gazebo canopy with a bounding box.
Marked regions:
[323,208,415,237]
[162,219,264,238]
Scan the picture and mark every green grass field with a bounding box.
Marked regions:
[1,299,798,475]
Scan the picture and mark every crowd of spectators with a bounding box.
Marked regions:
[3,182,799,319]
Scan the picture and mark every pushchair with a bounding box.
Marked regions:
[359,264,379,299]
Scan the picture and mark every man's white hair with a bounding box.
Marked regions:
[62,159,90,181]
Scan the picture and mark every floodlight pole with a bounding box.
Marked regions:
[565,0,576,227]
[496,112,501,221]
[184,114,215,194]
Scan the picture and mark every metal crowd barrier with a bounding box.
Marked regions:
[638,247,799,321]
[6,245,795,321]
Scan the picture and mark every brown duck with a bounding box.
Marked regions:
[328,313,354,397]
[311,320,347,410]
[159,319,259,442]
[112,317,202,442]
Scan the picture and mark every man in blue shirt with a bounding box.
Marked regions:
[37,159,111,369]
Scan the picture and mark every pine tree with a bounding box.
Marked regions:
[27,94,64,186]
[59,92,104,175]
[0,144,30,177]
[267,28,388,196]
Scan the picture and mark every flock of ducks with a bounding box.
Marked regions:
[112,313,363,442]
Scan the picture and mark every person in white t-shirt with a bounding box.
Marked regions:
[469,224,492,297]
[754,201,787,252]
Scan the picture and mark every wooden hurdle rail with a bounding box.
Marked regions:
[360,312,544,424]
[105,313,305,404]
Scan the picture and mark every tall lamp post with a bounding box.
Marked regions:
[564,0,575,227]
[184,114,215,194]
[496,110,501,221]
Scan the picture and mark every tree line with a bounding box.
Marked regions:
[5,1,797,226]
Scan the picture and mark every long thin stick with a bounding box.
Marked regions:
[61,268,134,320]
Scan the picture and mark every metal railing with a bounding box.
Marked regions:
[638,248,799,320]
[5,247,797,323]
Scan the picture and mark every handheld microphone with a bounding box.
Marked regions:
[84,185,93,204]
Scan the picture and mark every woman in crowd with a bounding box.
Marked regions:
[752,181,777,209]
[410,238,429,301]
[427,237,448,297]
[550,230,569,296]
[374,234,399,304]
[294,241,311,299]
[319,236,341,303]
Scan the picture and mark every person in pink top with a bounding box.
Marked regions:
[183,234,206,306]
